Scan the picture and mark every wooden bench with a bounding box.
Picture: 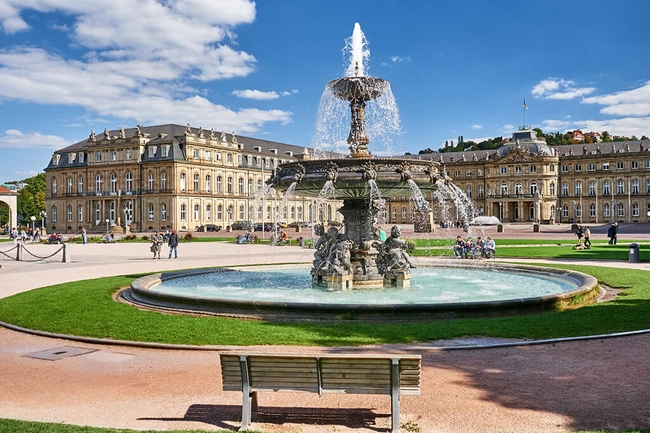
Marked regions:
[220,353,421,432]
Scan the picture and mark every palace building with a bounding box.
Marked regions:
[45,123,650,234]
[44,124,342,234]
[386,128,650,226]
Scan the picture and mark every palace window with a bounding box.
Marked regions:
[454,170,460,177]
[500,183,508,196]
[632,180,639,195]
[515,166,521,174]
[217,176,222,193]
[477,169,483,177]
[465,186,472,199]
[617,180,624,194]
[67,177,73,195]
[148,204,154,221]
[110,173,117,193]
[401,207,407,219]
[588,163,596,171]
[549,183,555,196]
[248,178,253,195]
[180,173,186,192]
[603,181,610,196]
[617,161,624,170]
[529,182,538,195]
[67,205,72,222]
[239,204,245,220]
[161,146,168,157]
[78,176,84,194]
[95,174,102,193]
[194,204,199,220]
[125,172,133,192]
[561,183,568,197]
[160,172,167,191]
[530,165,536,173]
[617,203,625,217]
[148,147,155,158]
[549,164,555,172]
[588,182,596,196]
[238,178,244,194]
[631,160,638,169]
[589,204,596,218]
[561,165,568,173]
[125,149,131,160]
[51,177,57,196]
[206,204,211,220]
[227,176,233,194]
[180,204,186,221]
[500,166,507,175]
[217,204,223,220]
[51,206,57,222]
[78,205,83,222]
[575,164,582,172]
[79,153,84,163]
[193,173,199,192]
[205,151,211,161]
[575,182,582,197]
[602,162,610,170]
[161,203,167,221]
[95,152,101,162]
[465,169,472,177]
[227,153,232,163]
[562,205,568,218]
[110,150,117,161]
[206,175,211,192]
[515,182,523,195]
[603,203,610,217]
[193,149,199,159]
[148,172,154,192]
[632,203,639,217]
[477,185,484,199]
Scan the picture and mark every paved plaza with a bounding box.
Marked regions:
[0,224,649,432]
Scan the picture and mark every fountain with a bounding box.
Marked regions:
[269,23,448,289]
[124,23,599,321]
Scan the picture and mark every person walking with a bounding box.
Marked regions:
[583,226,591,247]
[150,231,163,259]
[376,225,387,242]
[81,227,87,245]
[607,223,618,245]
[168,229,179,258]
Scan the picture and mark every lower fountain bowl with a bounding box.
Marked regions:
[123,262,599,322]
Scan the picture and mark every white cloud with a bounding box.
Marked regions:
[390,56,411,63]
[583,81,650,116]
[531,78,595,100]
[471,124,482,130]
[233,89,280,100]
[0,129,71,149]
[281,89,299,96]
[541,119,573,131]
[0,1,294,135]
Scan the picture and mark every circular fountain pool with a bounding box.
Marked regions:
[125,263,598,321]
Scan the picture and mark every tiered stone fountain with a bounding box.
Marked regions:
[269,24,450,289]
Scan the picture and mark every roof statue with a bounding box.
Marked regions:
[596,145,601,154]
[641,142,645,151]
[231,132,237,144]
[103,128,111,140]
[134,125,143,138]
[612,144,616,153]
[625,143,630,152]
[472,153,478,161]
[460,153,466,162]
[221,131,226,142]
[209,128,216,140]
[119,126,126,139]
[197,127,204,138]
[185,123,193,135]
[88,129,96,142]
[569,147,574,156]
[583,145,587,155]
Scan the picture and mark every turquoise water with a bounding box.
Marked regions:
[152,267,579,305]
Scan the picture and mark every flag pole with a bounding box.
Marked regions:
[523,99,528,129]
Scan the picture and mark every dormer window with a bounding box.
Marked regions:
[95,152,101,163]
[110,150,117,161]
[253,146,261,152]
[148,146,156,158]
[284,151,294,157]
[270,148,278,154]
[193,149,199,159]
[68,153,76,164]
[125,149,132,160]
[161,146,169,158]
[79,153,84,163]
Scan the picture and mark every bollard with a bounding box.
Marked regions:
[62,243,71,263]
[15,243,23,261]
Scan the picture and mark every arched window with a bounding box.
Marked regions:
[125,172,133,192]
[238,178,244,194]
[148,203,154,221]
[160,172,167,191]
[109,201,115,222]
[217,176,223,193]
[529,182,538,195]
[180,172,186,192]
[514,182,523,195]
[160,203,167,221]
[575,181,582,197]
[227,176,233,194]
[77,205,83,222]
[205,175,211,193]
[193,204,200,220]
[193,173,199,192]
[180,204,187,220]
[94,203,100,224]
[147,172,154,192]
[78,176,84,194]
[549,182,555,196]
[227,205,233,220]
[67,205,72,222]
[217,204,223,220]
[95,174,102,193]
[67,177,73,195]
[206,204,212,220]
[500,183,508,196]
[51,206,57,222]
[239,204,245,219]
[51,177,58,196]
[110,173,117,193]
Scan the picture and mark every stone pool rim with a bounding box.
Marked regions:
[124,262,599,320]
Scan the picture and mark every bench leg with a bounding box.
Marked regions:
[239,356,254,431]
[391,358,400,433]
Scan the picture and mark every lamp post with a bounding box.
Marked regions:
[30,216,35,236]
[105,218,109,235]
[572,200,577,223]
[39,210,46,233]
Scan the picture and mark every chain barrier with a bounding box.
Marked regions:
[0,244,18,260]
[0,244,67,263]
[20,245,65,262]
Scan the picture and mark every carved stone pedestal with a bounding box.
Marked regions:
[384,271,411,288]
[326,274,353,290]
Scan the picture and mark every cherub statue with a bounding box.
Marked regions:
[119,126,126,138]
[376,225,416,273]
[88,129,96,142]
[103,128,111,140]
[221,131,226,142]
[197,127,204,138]
[328,238,353,276]
[231,132,237,144]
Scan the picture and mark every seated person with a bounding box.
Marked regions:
[48,233,58,244]
[484,237,496,258]
[453,236,466,258]
[279,230,289,244]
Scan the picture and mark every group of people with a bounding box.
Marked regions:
[574,224,592,248]
[150,230,179,259]
[9,227,41,244]
[453,235,496,259]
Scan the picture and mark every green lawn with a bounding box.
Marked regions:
[0,419,647,433]
[0,263,648,346]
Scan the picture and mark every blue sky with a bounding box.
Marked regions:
[2,0,650,182]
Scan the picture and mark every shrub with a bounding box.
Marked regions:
[142,235,149,241]
[405,239,416,254]
[183,233,193,241]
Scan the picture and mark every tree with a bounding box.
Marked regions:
[14,173,46,225]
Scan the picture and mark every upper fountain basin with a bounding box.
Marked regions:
[270,157,448,199]
[327,76,388,102]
